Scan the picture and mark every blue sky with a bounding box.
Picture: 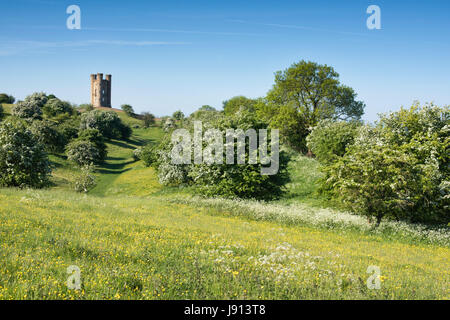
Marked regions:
[1,0,449,120]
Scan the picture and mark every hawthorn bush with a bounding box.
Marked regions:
[151,110,290,200]
[322,104,449,224]
[30,120,67,153]
[77,129,107,162]
[66,140,101,166]
[306,119,360,163]
[0,119,51,188]
[12,92,48,120]
[80,110,131,140]
[42,98,75,120]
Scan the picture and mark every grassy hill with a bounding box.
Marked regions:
[0,106,449,300]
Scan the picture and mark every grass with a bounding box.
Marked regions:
[0,188,448,300]
[0,107,449,300]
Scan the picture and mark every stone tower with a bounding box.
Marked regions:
[90,73,112,108]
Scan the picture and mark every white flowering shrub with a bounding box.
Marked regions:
[74,164,96,193]
[80,110,131,139]
[322,104,449,224]
[66,140,101,166]
[42,98,75,119]
[0,119,51,188]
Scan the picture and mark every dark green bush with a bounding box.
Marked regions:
[80,110,131,140]
[77,129,107,162]
[306,119,360,163]
[0,93,15,104]
[30,120,67,153]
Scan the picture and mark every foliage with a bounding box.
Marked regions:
[188,105,221,123]
[57,118,80,142]
[0,119,51,188]
[142,112,156,128]
[139,144,159,167]
[155,110,291,200]
[268,103,310,152]
[121,104,134,116]
[133,147,142,161]
[77,129,107,162]
[79,103,94,111]
[162,117,175,132]
[42,98,75,120]
[0,93,15,104]
[80,110,131,140]
[74,164,97,193]
[172,110,185,121]
[66,140,101,166]
[265,60,365,151]
[306,119,361,163]
[11,92,48,120]
[223,96,257,116]
[30,120,67,153]
[321,104,449,224]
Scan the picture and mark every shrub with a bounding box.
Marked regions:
[306,119,360,163]
[57,118,80,142]
[139,145,158,166]
[223,96,257,116]
[74,164,96,193]
[30,120,67,153]
[162,117,175,132]
[142,112,155,128]
[0,93,15,104]
[322,104,449,224]
[80,110,131,139]
[172,110,185,121]
[66,140,101,166]
[79,103,94,111]
[0,104,3,120]
[0,119,51,188]
[154,110,291,200]
[133,147,142,161]
[42,98,75,119]
[77,129,107,162]
[269,103,309,153]
[12,101,43,120]
[12,92,50,120]
[121,104,134,116]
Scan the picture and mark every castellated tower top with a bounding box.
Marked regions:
[90,73,112,108]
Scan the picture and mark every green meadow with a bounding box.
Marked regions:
[0,108,448,300]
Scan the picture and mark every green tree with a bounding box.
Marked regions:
[223,96,257,116]
[172,110,185,121]
[121,104,134,116]
[0,93,15,104]
[266,61,365,150]
[142,112,156,128]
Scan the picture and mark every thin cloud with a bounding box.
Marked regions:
[84,26,263,37]
[0,40,190,56]
[227,19,369,37]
